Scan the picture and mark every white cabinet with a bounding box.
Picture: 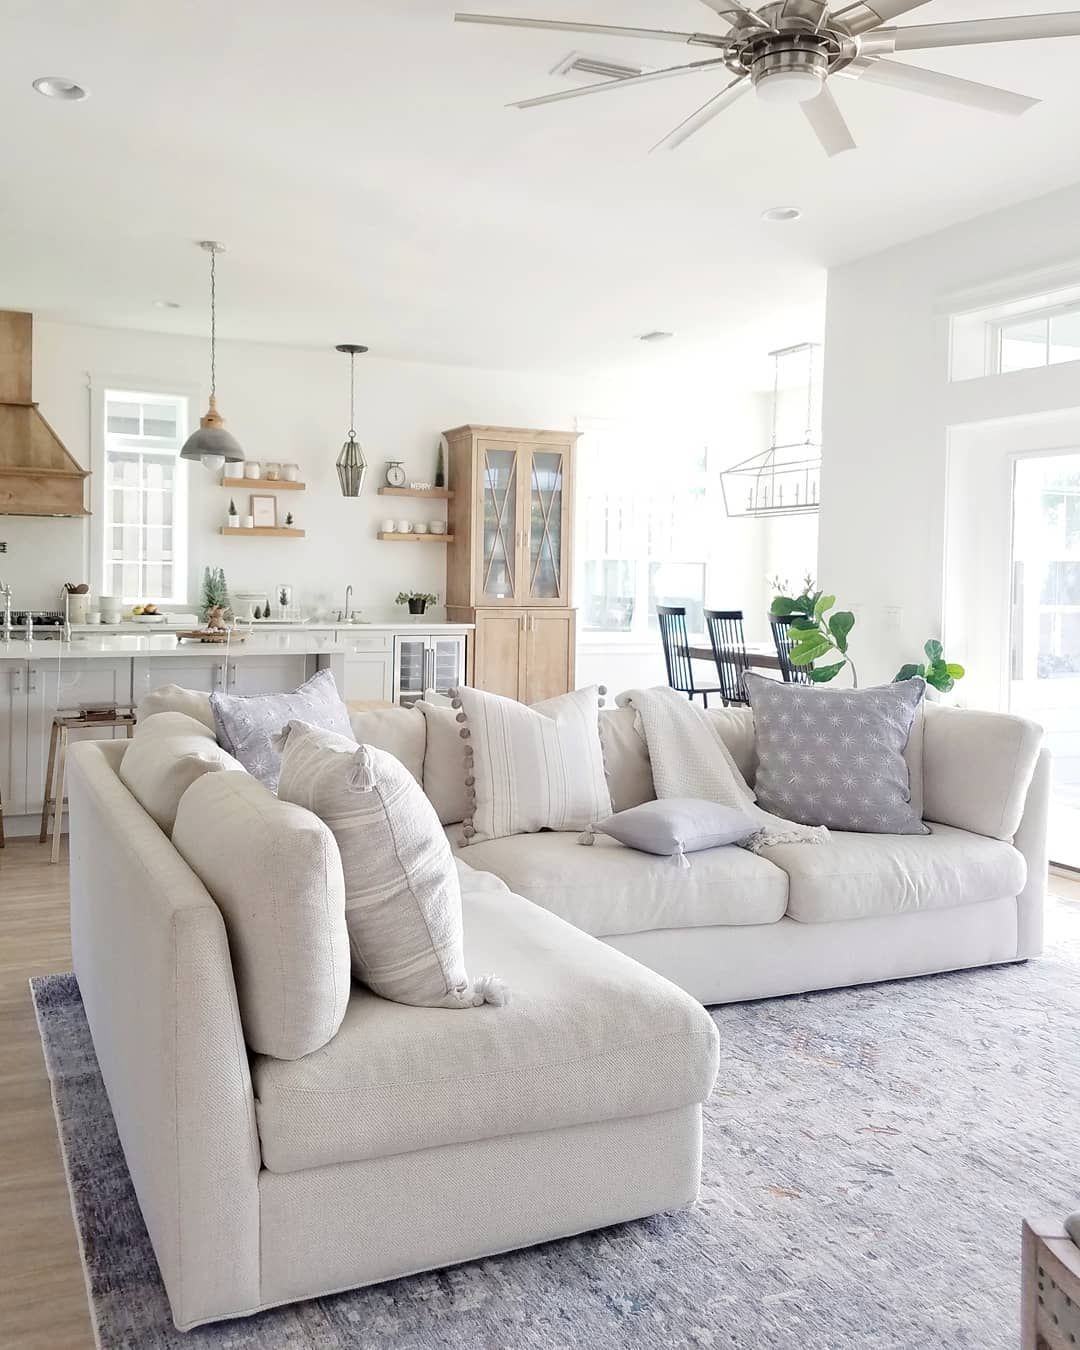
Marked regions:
[225,655,311,696]
[339,634,394,705]
[25,657,133,817]
[0,662,29,816]
[392,634,466,706]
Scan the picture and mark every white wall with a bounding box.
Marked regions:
[819,179,1080,691]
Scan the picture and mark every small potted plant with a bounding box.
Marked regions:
[227,498,239,528]
[396,590,438,616]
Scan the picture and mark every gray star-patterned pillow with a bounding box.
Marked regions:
[744,673,929,835]
[211,668,353,790]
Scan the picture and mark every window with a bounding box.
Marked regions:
[101,390,189,604]
[996,304,1080,374]
[578,420,710,635]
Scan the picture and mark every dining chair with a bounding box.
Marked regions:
[704,609,752,707]
[656,605,723,707]
[769,614,813,684]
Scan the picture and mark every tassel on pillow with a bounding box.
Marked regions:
[345,745,376,792]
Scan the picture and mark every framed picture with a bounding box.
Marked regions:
[250,494,277,528]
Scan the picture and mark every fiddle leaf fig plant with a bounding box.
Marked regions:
[894,639,965,694]
[769,583,858,687]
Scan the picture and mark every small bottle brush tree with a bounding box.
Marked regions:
[200,566,230,622]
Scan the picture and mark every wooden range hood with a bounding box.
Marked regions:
[0,310,88,517]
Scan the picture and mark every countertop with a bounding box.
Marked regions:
[69,617,472,635]
[0,632,352,659]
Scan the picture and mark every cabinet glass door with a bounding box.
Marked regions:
[480,445,518,602]
[528,450,566,601]
[430,637,465,696]
[395,637,427,706]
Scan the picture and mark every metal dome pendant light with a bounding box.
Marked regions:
[180,240,244,471]
[335,343,369,497]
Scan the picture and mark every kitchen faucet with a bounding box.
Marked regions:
[0,581,11,640]
[341,584,353,624]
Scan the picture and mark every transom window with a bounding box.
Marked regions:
[996,304,1080,374]
[101,390,189,605]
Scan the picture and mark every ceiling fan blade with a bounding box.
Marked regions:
[696,0,770,30]
[830,0,932,37]
[801,85,857,155]
[887,11,1080,50]
[650,76,749,151]
[509,58,730,109]
[454,13,705,45]
[857,57,1040,114]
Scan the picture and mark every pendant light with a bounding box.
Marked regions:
[335,343,369,497]
[180,240,244,471]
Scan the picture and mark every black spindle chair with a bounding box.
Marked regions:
[769,614,813,684]
[704,609,752,707]
[657,605,723,707]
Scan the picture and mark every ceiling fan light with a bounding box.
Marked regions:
[755,66,825,105]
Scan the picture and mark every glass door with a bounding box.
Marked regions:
[1010,452,1080,870]
[526,447,568,603]
[429,636,466,697]
[394,636,428,706]
[479,442,519,603]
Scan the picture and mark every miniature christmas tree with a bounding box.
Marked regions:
[434,440,446,488]
[200,566,230,621]
[285,511,294,527]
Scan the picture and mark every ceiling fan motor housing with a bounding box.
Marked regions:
[748,37,831,101]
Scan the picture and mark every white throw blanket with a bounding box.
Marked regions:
[616,686,828,853]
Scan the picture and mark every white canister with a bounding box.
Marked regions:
[263,461,281,480]
[396,519,412,534]
[66,593,90,624]
[282,462,300,482]
[88,610,102,625]
[244,461,262,479]
[100,596,122,624]
[429,519,447,534]
[413,521,428,534]
[381,518,397,532]
[243,514,255,529]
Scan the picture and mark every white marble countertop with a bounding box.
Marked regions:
[0,632,353,659]
[69,619,473,635]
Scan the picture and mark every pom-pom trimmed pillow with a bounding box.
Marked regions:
[276,720,506,1009]
[452,684,613,844]
[744,672,929,835]
[210,667,352,790]
[581,797,756,868]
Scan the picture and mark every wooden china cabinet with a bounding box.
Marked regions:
[444,425,578,703]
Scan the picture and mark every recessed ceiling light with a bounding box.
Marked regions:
[153,300,182,310]
[32,76,88,101]
[639,330,675,343]
[762,205,802,223]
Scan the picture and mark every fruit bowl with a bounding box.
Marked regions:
[131,613,167,624]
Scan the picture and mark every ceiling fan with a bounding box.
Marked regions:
[454,3,1080,155]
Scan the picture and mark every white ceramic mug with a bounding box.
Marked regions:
[396,519,412,534]
[381,518,397,532]
[429,519,446,534]
[243,514,255,529]
[88,610,101,625]
[414,522,428,535]
[244,461,262,479]
[283,463,300,481]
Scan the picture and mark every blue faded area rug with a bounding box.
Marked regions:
[31,896,1080,1349]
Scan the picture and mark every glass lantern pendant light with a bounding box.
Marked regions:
[335,343,369,497]
[180,240,244,472]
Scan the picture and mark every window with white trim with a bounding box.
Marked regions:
[996,304,1080,374]
[101,390,189,604]
[578,419,710,635]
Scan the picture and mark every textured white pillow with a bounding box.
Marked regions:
[173,771,351,1060]
[137,683,216,733]
[277,721,506,1009]
[454,685,612,844]
[417,700,470,825]
[119,732,241,835]
[134,710,218,742]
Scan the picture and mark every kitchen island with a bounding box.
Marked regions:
[0,620,471,835]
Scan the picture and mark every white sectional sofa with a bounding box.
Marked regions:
[65,689,1047,1330]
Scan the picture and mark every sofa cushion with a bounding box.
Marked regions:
[118,731,242,835]
[453,829,787,936]
[417,700,470,824]
[137,683,216,732]
[252,870,720,1173]
[922,702,1043,841]
[761,823,1026,924]
[598,705,655,813]
[347,703,425,785]
[134,710,217,741]
[172,771,351,1061]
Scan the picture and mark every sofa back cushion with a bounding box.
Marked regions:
[118,730,242,835]
[707,705,758,785]
[347,704,425,784]
[418,701,471,825]
[598,706,655,813]
[134,710,218,741]
[922,702,1043,841]
[172,770,351,1060]
[137,683,216,732]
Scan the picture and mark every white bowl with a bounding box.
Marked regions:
[413,522,428,534]
[428,520,446,534]
[131,613,167,624]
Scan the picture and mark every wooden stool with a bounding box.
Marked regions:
[40,711,136,862]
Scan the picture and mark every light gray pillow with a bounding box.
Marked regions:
[210,668,352,790]
[744,673,928,835]
[582,797,755,868]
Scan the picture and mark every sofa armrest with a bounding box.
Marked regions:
[1013,747,1051,959]
[67,742,261,1330]
[922,702,1044,841]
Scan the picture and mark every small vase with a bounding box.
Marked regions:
[407,598,427,615]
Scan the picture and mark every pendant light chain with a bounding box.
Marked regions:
[348,349,356,439]
[209,246,217,402]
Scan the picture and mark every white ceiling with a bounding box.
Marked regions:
[4,0,1080,376]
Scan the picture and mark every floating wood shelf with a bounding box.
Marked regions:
[377,486,453,499]
[221,526,306,538]
[222,477,305,490]
[377,531,454,543]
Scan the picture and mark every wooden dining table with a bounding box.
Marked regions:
[683,638,782,672]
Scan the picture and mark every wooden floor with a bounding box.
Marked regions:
[2,836,1078,1350]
